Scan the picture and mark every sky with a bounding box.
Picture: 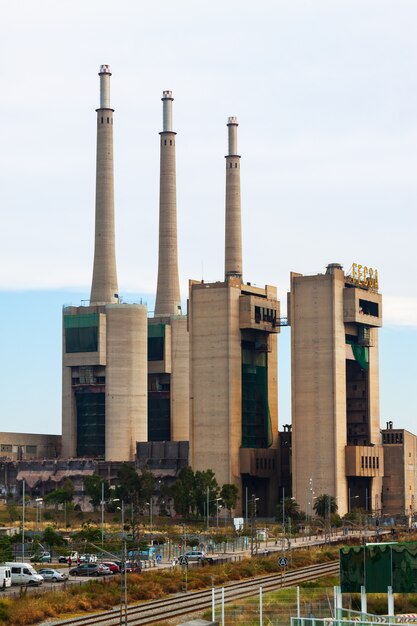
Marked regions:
[0,1,416,435]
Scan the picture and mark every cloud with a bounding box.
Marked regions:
[383,296,417,328]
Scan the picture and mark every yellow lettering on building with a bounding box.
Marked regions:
[350,263,379,290]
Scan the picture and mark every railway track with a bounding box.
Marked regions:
[51,560,339,625]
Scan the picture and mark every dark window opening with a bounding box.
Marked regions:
[359,299,379,317]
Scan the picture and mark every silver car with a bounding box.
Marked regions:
[38,568,68,582]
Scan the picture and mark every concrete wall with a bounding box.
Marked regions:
[189,281,242,488]
[0,433,61,461]
[170,317,190,441]
[105,304,148,461]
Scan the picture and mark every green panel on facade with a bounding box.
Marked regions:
[241,345,272,448]
[64,314,99,353]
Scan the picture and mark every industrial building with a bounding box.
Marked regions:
[188,117,280,516]
[289,262,384,516]
[381,422,417,519]
[61,66,147,462]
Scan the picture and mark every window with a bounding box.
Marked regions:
[235,163,238,168]
[376,457,379,468]
[170,139,172,146]
[0,444,12,452]
[101,116,103,124]
[164,140,167,145]
[26,445,37,454]
[107,117,109,123]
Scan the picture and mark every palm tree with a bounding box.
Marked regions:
[313,494,338,519]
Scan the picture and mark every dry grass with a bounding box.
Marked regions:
[0,545,339,625]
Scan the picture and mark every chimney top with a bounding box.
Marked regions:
[99,64,111,75]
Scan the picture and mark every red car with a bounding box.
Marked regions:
[101,561,120,574]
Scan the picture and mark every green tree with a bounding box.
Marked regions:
[83,475,111,509]
[195,470,219,517]
[220,483,239,515]
[115,463,144,546]
[276,497,301,523]
[0,536,13,562]
[44,479,75,507]
[42,525,65,548]
[140,465,156,508]
[74,522,102,543]
[313,494,338,519]
[170,467,197,517]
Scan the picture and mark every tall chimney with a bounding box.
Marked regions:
[90,65,118,306]
[154,90,182,316]
[224,116,242,281]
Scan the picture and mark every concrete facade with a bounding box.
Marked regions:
[0,433,61,461]
[382,424,417,518]
[289,263,383,516]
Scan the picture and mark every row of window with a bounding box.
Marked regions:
[255,457,276,470]
[361,455,380,470]
[228,162,239,168]
[254,306,277,324]
[161,139,174,146]
[0,444,37,453]
[99,116,113,124]
[382,432,403,444]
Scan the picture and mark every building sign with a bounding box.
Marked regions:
[350,263,379,290]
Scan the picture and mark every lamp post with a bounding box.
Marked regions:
[146,500,153,547]
[35,497,43,532]
[21,479,25,562]
[348,488,359,513]
[101,481,105,545]
[250,495,259,557]
[215,498,222,529]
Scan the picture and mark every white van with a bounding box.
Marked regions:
[0,566,11,590]
[5,562,43,586]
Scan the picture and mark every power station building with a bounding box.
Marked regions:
[55,65,408,520]
[188,118,280,516]
[147,91,189,444]
[289,263,384,516]
[61,66,147,462]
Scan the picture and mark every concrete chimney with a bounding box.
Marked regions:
[225,116,242,281]
[154,90,182,316]
[90,65,119,306]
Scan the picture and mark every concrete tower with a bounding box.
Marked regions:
[90,65,118,306]
[289,263,383,515]
[189,117,279,516]
[62,66,147,462]
[154,91,181,317]
[225,116,242,281]
[147,91,189,445]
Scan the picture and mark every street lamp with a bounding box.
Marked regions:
[215,498,222,529]
[250,495,259,557]
[348,488,359,513]
[101,481,105,545]
[146,500,153,547]
[35,497,43,532]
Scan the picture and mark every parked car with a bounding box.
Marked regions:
[58,555,68,564]
[101,561,120,574]
[0,567,12,590]
[79,554,97,563]
[69,564,101,577]
[184,550,206,561]
[69,563,110,577]
[38,568,68,582]
[30,551,51,563]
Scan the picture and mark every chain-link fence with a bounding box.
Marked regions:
[208,586,335,626]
